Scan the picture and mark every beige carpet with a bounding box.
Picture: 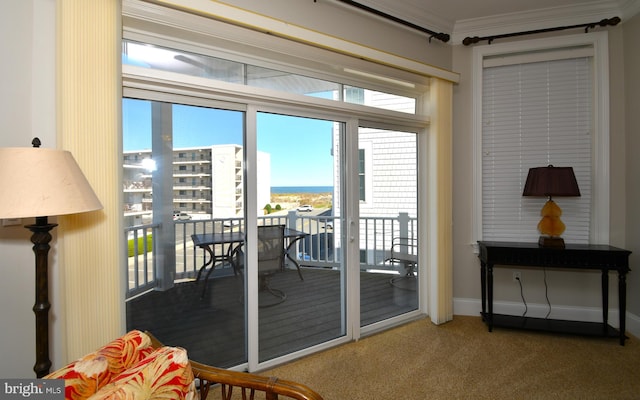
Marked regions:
[257,315,640,400]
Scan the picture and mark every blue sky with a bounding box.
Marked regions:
[123,99,334,186]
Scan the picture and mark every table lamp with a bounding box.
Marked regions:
[523,165,580,248]
[0,138,103,377]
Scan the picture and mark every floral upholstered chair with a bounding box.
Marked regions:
[45,330,323,400]
[45,330,196,400]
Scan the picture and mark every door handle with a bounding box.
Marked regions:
[349,219,355,242]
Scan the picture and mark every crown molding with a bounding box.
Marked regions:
[351,0,454,35]
[619,0,640,19]
[334,0,638,46]
[452,1,625,45]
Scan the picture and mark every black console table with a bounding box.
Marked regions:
[477,241,631,345]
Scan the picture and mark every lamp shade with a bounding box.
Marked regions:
[0,147,103,219]
[522,165,581,197]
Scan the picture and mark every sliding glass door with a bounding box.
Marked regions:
[358,126,419,328]
[123,98,249,367]
[123,84,425,376]
[255,112,346,363]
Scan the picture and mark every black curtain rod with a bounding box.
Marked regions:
[463,16,620,46]
[328,0,450,43]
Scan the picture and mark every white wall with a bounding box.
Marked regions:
[0,0,57,378]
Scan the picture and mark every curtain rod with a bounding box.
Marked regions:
[326,0,450,43]
[463,16,620,46]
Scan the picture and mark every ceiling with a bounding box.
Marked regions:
[346,0,639,44]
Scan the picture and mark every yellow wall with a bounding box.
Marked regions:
[56,0,123,361]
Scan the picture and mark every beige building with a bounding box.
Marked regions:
[123,145,270,225]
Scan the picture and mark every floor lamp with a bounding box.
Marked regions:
[0,138,102,377]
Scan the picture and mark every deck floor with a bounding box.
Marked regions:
[126,267,417,367]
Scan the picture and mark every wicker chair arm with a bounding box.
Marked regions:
[190,359,323,400]
[145,331,323,400]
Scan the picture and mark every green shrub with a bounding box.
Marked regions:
[128,235,153,257]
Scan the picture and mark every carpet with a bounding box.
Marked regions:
[256,315,640,400]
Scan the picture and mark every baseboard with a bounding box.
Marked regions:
[453,297,640,340]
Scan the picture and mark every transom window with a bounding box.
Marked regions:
[123,39,416,114]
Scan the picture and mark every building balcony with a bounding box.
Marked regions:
[124,212,417,367]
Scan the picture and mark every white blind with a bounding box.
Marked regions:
[482,57,592,243]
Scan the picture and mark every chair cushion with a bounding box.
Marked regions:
[45,330,154,400]
[87,346,197,400]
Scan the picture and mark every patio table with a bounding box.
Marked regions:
[191,227,308,297]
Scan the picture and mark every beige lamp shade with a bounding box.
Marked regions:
[0,147,103,219]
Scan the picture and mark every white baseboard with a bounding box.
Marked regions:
[453,297,640,340]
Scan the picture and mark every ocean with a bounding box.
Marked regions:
[271,186,333,194]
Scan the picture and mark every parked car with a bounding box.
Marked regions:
[173,211,192,221]
[297,204,313,212]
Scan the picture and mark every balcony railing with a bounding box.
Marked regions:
[125,212,416,299]
[125,223,159,298]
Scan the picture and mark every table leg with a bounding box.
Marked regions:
[487,263,494,332]
[601,270,609,332]
[619,272,627,345]
[285,237,305,281]
[198,246,220,299]
[195,246,214,282]
[228,244,244,276]
[480,260,487,320]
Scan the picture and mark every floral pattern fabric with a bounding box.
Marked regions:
[88,346,198,400]
[45,330,155,400]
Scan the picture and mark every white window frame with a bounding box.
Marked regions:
[471,32,610,246]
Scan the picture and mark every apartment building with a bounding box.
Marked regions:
[123,145,270,225]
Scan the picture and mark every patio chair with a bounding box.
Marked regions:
[257,224,287,306]
[385,237,418,289]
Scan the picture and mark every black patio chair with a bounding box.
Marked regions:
[257,225,287,306]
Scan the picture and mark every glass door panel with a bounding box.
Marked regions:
[124,98,247,368]
[256,112,346,363]
[358,127,419,327]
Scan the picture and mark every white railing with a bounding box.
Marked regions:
[360,212,417,270]
[125,223,159,298]
[125,213,416,299]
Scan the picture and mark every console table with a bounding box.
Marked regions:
[477,241,631,345]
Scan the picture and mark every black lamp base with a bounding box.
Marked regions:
[26,216,57,378]
[538,236,565,249]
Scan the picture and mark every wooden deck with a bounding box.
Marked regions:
[126,267,417,368]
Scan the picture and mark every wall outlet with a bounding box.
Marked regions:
[512,271,522,282]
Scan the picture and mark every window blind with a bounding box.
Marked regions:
[482,57,592,243]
